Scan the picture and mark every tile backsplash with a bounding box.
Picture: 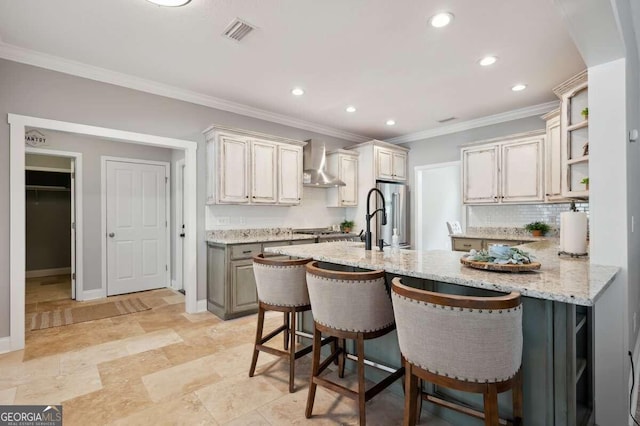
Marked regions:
[467,203,589,228]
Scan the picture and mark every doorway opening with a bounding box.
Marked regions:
[25,148,83,313]
[414,161,462,251]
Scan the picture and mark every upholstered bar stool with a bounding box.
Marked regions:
[391,277,523,426]
[250,254,315,393]
[305,261,405,426]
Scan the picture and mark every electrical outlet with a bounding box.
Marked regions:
[215,216,230,226]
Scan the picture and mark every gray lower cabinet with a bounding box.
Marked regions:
[451,236,533,252]
[207,238,315,320]
[230,258,259,313]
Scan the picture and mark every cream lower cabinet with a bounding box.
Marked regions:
[326,149,358,207]
[462,132,545,204]
[204,125,306,205]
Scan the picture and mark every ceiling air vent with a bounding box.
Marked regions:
[222,18,255,42]
[437,116,457,124]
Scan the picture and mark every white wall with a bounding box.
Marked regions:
[589,58,629,425]
[0,58,354,337]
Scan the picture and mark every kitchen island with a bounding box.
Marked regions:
[265,241,619,426]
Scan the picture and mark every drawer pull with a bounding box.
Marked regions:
[242,250,252,254]
[463,244,472,247]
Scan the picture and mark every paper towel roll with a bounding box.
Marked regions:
[560,212,588,254]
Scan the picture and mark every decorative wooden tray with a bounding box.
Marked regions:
[460,257,541,272]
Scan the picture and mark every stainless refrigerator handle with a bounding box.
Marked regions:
[392,192,399,231]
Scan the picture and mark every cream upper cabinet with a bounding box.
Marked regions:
[462,131,545,205]
[219,136,249,204]
[250,140,277,204]
[278,145,303,204]
[543,109,564,201]
[326,150,358,207]
[462,145,499,204]
[204,125,306,206]
[392,151,407,180]
[374,146,407,181]
[501,137,544,203]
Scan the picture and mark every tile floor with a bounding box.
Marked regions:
[1,279,452,425]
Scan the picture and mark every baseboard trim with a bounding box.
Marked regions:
[79,288,107,301]
[196,299,207,313]
[25,267,71,278]
[0,337,11,354]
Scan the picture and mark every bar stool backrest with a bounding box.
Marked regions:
[391,278,522,384]
[253,254,313,307]
[305,262,394,333]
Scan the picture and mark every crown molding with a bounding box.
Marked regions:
[0,42,370,143]
[384,100,559,145]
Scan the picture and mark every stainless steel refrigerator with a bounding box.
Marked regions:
[376,181,410,248]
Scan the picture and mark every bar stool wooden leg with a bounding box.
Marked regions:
[249,304,265,377]
[338,338,346,378]
[512,370,523,426]
[356,334,366,426]
[483,384,499,426]
[403,362,418,426]
[306,327,322,418]
[283,311,290,351]
[288,310,296,393]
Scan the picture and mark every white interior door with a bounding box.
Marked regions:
[70,159,76,300]
[106,160,168,296]
[417,162,462,250]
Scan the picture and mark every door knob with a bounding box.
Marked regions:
[108,232,115,238]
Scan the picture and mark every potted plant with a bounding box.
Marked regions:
[524,221,551,237]
[581,107,589,120]
[340,220,354,233]
[581,177,589,190]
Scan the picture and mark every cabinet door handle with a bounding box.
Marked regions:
[245,196,249,199]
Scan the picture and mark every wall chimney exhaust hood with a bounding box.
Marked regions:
[302,140,346,187]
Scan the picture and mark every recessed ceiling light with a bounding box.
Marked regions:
[512,84,527,92]
[146,0,191,6]
[430,12,454,28]
[386,119,396,126]
[346,106,356,113]
[291,87,305,96]
[479,56,498,66]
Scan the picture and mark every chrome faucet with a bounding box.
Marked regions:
[365,188,387,250]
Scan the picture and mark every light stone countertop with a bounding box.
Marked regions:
[206,233,316,245]
[264,240,619,306]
